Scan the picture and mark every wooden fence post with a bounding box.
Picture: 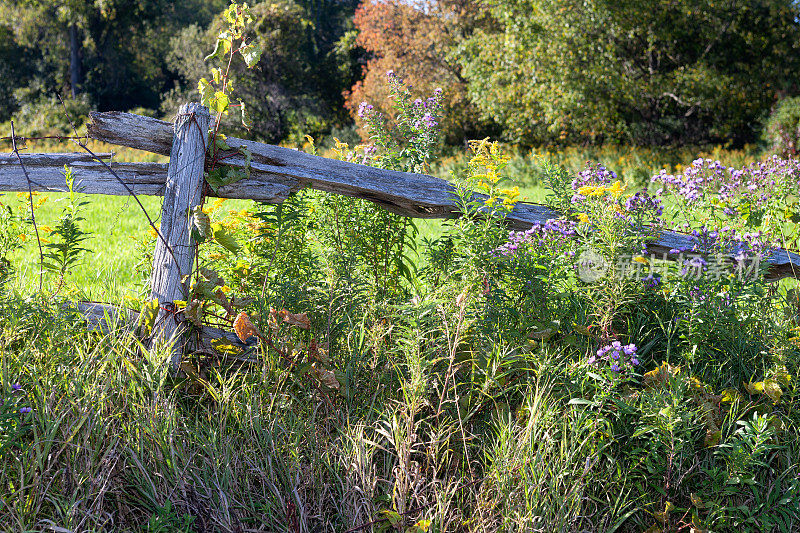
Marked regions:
[149,102,210,371]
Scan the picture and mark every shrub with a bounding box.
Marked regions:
[764,96,800,157]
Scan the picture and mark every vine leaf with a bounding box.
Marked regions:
[205,166,248,193]
[184,299,204,327]
[240,41,263,68]
[191,206,212,240]
[313,364,340,390]
[211,91,230,115]
[198,78,212,106]
[211,338,241,356]
[239,99,252,129]
[233,311,259,343]
[211,222,241,253]
[205,31,232,62]
[200,267,223,287]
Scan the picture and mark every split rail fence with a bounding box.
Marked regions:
[3,103,800,370]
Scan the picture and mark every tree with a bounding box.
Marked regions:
[459,0,800,145]
[165,0,361,143]
[346,0,496,145]
[1,0,228,118]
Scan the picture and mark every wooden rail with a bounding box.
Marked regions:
[2,105,800,369]
[4,110,800,279]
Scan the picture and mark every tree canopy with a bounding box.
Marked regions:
[1,0,799,146]
[459,0,800,145]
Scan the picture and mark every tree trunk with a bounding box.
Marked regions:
[69,24,81,97]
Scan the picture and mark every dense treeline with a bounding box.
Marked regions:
[1,0,799,146]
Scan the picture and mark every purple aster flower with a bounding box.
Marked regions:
[357,101,374,119]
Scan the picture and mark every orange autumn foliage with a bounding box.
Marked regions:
[346,0,492,144]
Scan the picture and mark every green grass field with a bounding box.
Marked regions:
[2,141,800,532]
[5,143,554,301]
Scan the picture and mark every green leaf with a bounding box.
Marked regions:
[240,41,263,68]
[205,31,232,62]
[214,134,231,151]
[204,168,227,193]
[238,145,253,177]
[210,91,230,115]
[212,223,241,254]
[190,206,212,240]
[239,99,252,129]
[138,299,159,337]
[204,166,248,193]
[184,299,204,327]
[198,78,213,106]
[200,267,224,287]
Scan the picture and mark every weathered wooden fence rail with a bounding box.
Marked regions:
[3,104,800,369]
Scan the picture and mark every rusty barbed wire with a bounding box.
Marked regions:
[0,134,89,144]
[8,121,45,293]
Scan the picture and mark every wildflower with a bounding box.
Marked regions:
[577,213,589,223]
[357,101,374,119]
[577,185,605,197]
[420,113,437,129]
[11,383,21,391]
[607,180,626,197]
[592,341,639,370]
[19,407,31,414]
[632,256,648,265]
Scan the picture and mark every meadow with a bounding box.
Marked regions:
[2,72,800,533]
[7,140,762,298]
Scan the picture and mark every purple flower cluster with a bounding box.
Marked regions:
[415,112,437,130]
[623,191,663,217]
[719,156,799,208]
[668,225,773,260]
[571,162,617,204]
[644,274,661,288]
[588,341,639,371]
[357,101,374,119]
[495,219,577,257]
[653,156,799,226]
[652,158,729,204]
[3,383,31,415]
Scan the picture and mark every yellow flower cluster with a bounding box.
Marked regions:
[790,326,800,349]
[577,180,627,198]
[468,139,518,210]
[204,197,227,215]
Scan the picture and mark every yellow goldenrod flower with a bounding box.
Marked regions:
[607,181,626,198]
[206,197,226,214]
[577,213,590,223]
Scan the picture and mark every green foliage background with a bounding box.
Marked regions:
[2,0,799,147]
